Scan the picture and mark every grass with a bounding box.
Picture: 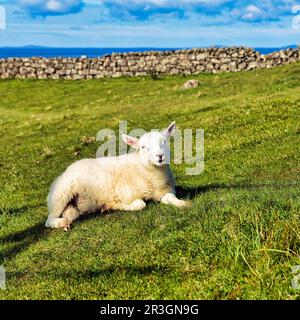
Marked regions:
[0,63,300,300]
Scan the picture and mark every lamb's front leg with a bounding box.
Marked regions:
[111,199,146,211]
[160,193,190,208]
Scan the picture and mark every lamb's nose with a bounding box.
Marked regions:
[156,154,163,163]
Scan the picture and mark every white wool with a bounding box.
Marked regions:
[45,122,188,230]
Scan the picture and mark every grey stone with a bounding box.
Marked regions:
[183,79,200,89]
[0,47,299,79]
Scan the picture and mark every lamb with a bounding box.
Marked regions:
[45,121,189,231]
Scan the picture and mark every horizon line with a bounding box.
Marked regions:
[0,44,298,49]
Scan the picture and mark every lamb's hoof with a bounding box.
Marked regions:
[100,203,111,214]
[178,200,192,208]
[63,225,71,232]
[59,219,71,231]
[45,217,71,231]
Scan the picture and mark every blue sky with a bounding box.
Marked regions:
[0,0,299,47]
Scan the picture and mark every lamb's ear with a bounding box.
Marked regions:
[162,121,176,138]
[122,134,139,149]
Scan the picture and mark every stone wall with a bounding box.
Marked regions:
[0,47,299,80]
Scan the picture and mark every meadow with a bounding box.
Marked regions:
[0,63,299,299]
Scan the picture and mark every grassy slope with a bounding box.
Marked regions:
[0,63,299,299]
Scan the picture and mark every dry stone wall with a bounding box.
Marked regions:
[0,47,299,80]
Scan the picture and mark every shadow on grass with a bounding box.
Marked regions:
[0,221,46,243]
[175,181,300,199]
[176,183,226,199]
[0,204,42,215]
[61,265,170,278]
[8,265,172,280]
[0,221,49,264]
[1,180,298,263]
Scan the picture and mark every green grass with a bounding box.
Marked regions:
[0,63,300,300]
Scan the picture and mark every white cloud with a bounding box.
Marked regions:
[242,5,262,21]
[98,0,232,8]
[2,19,300,48]
[246,5,261,14]
[2,0,299,48]
[47,1,61,11]
[21,0,84,15]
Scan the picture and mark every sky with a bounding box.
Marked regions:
[0,0,299,47]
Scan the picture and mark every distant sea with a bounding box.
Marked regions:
[0,46,297,58]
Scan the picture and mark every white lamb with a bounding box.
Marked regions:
[45,121,189,231]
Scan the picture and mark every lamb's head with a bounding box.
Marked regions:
[122,121,176,167]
